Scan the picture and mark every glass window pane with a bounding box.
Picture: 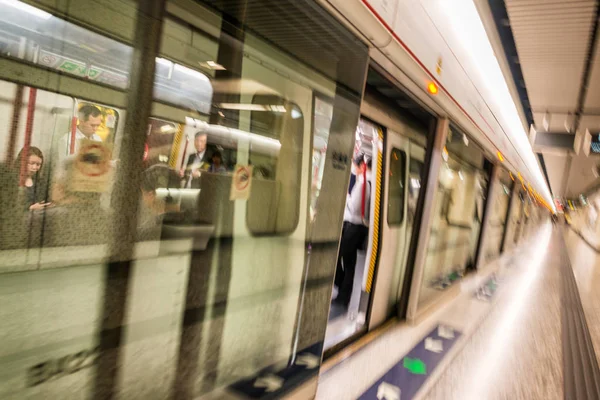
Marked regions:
[419,125,491,307]
[0,0,370,399]
[0,1,140,399]
[482,167,513,262]
[247,94,303,235]
[387,148,406,225]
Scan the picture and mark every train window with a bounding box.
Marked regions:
[0,0,370,399]
[0,1,134,89]
[247,95,304,235]
[0,1,212,112]
[419,125,490,307]
[310,96,333,222]
[387,148,407,225]
[407,157,424,228]
[483,167,513,261]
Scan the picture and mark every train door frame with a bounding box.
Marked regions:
[367,127,410,328]
[400,117,448,321]
[322,115,385,357]
[471,160,496,272]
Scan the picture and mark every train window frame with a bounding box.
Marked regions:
[387,147,407,226]
[246,93,304,236]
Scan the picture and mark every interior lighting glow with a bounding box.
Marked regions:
[206,61,226,70]
[1,0,52,19]
[219,103,287,113]
[437,0,554,211]
[497,151,504,162]
[427,81,439,95]
[160,125,175,133]
[156,57,173,67]
[410,178,421,189]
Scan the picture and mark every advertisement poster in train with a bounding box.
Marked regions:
[230,164,253,200]
[71,139,113,192]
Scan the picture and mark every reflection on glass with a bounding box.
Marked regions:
[419,126,490,307]
[310,96,333,221]
[325,117,378,349]
[0,0,370,398]
[388,148,406,225]
[482,168,512,262]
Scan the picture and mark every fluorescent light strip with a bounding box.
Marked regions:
[438,0,555,210]
[219,103,287,113]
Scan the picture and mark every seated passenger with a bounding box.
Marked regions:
[208,151,227,173]
[138,164,188,241]
[14,146,51,211]
[28,157,110,248]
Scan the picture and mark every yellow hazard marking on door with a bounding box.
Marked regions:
[366,128,384,294]
[169,124,184,168]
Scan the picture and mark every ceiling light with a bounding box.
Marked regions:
[1,0,52,20]
[267,105,286,113]
[291,109,302,119]
[205,61,226,70]
[160,125,175,133]
[219,103,287,113]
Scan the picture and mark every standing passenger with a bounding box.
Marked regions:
[334,154,371,310]
[208,151,227,173]
[58,105,103,163]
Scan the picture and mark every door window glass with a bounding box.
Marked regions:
[419,125,491,307]
[387,148,406,225]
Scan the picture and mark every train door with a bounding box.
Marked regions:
[325,118,379,350]
[368,130,410,327]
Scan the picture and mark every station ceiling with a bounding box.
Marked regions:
[487,0,600,199]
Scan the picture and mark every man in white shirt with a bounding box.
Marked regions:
[58,105,103,163]
[334,154,371,310]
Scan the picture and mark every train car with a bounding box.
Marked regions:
[0,0,552,399]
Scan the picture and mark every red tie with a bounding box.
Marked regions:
[361,167,367,220]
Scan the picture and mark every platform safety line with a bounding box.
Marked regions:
[169,124,184,168]
[366,128,383,294]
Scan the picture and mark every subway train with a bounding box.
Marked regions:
[0,0,550,399]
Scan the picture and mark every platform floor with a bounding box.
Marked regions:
[316,223,600,400]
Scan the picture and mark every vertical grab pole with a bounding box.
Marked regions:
[69,102,78,155]
[19,87,37,186]
[6,85,24,166]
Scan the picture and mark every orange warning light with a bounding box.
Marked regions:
[427,82,438,95]
[497,151,504,162]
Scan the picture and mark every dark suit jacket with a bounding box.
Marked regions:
[184,152,210,188]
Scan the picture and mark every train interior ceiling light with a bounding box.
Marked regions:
[439,0,554,210]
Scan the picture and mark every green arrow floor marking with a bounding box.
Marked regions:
[403,357,427,375]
